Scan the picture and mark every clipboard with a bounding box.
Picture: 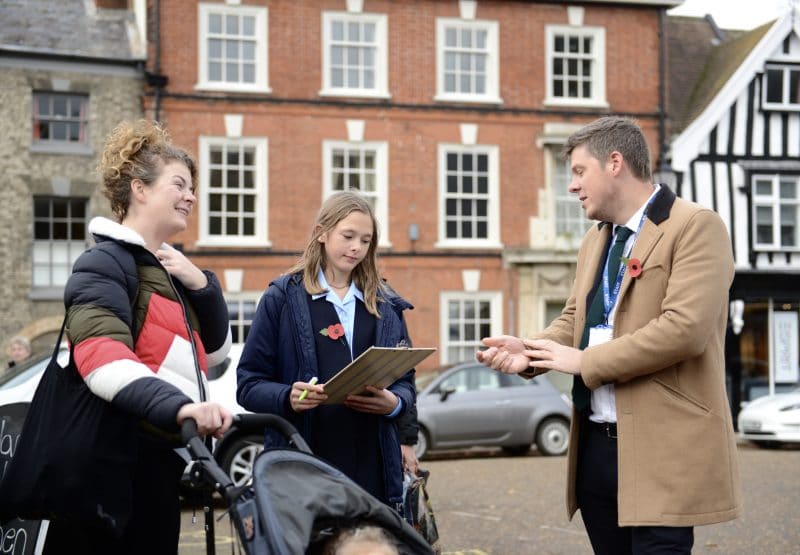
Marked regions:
[321,346,436,404]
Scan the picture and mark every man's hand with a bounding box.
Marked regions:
[475,335,531,374]
[523,338,583,376]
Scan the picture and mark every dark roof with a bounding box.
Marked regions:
[667,15,773,134]
[0,0,141,61]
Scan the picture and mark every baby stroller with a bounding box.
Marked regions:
[183,413,434,555]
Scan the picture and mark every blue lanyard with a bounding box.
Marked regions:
[601,199,655,320]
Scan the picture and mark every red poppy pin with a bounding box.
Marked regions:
[320,323,345,340]
[621,256,643,278]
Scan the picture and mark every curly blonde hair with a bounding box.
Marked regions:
[98,120,197,221]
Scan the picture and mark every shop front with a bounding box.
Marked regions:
[728,272,800,424]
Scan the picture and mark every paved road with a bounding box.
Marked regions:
[178,442,800,554]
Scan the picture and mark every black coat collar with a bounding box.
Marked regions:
[596,184,676,231]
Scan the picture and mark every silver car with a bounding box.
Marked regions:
[414,361,572,458]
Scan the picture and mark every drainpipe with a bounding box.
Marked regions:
[145,0,167,122]
[657,8,668,180]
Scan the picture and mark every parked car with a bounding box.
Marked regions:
[414,361,572,458]
[0,343,262,487]
[737,387,800,448]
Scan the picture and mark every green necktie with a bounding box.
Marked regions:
[573,226,633,411]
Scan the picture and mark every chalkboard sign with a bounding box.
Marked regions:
[1,403,48,555]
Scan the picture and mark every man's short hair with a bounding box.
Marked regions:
[562,116,652,182]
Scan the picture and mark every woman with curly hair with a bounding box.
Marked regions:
[42,120,233,554]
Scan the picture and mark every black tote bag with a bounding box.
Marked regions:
[0,318,138,537]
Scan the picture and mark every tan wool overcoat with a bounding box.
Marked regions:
[536,187,741,527]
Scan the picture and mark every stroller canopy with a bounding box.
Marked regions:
[245,448,433,555]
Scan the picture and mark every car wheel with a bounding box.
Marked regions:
[536,417,569,456]
[218,434,264,487]
[754,440,784,449]
[414,427,430,460]
[501,445,531,456]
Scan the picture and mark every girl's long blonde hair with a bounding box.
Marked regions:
[286,191,385,316]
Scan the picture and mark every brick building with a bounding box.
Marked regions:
[0,0,146,358]
[144,0,674,372]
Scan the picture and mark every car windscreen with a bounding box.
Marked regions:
[0,353,50,390]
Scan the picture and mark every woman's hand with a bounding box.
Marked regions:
[343,385,399,415]
[156,246,208,290]
[290,379,327,412]
[176,401,233,439]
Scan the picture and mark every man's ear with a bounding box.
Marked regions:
[607,151,624,176]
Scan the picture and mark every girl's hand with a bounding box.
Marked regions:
[156,246,208,290]
[343,385,399,415]
[290,380,327,412]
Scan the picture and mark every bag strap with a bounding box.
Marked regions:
[51,315,68,359]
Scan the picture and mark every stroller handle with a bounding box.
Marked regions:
[232,413,312,453]
[179,413,312,452]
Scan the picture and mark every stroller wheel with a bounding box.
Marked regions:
[218,434,264,486]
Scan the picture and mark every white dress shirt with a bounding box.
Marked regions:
[590,184,661,424]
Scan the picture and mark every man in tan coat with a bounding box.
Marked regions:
[477,117,740,554]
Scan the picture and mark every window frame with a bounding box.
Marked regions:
[196,3,270,93]
[197,136,270,247]
[320,11,389,99]
[544,24,607,108]
[322,140,390,247]
[436,143,501,249]
[31,91,91,154]
[752,173,800,252]
[547,145,593,241]
[439,291,503,365]
[32,196,89,290]
[762,63,800,111]
[434,17,501,104]
[225,292,262,344]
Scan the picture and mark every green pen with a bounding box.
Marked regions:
[298,376,318,401]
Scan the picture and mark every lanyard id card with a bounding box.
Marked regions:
[588,324,614,347]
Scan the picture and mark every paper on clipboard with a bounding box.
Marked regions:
[322,346,436,404]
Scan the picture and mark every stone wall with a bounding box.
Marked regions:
[0,61,143,358]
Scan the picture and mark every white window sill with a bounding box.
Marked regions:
[434,240,504,250]
[433,93,503,105]
[318,89,391,100]
[194,83,272,94]
[195,238,272,248]
[29,287,65,301]
[762,102,800,112]
[543,97,609,110]
[30,142,93,156]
